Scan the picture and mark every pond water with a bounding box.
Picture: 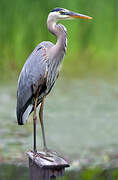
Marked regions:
[0,77,118,167]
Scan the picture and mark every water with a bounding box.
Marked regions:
[0,77,118,166]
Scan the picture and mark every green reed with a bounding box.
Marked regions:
[0,0,118,80]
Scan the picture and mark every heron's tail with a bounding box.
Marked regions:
[17,104,33,125]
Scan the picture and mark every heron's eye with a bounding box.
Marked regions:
[59,11,65,15]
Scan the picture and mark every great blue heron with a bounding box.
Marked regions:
[17,8,92,154]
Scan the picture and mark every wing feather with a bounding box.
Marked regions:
[17,42,53,124]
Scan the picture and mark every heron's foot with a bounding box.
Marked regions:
[42,147,53,157]
[32,151,54,162]
[43,147,59,157]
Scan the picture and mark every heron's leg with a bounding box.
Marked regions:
[39,97,48,151]
[33,97,38,153]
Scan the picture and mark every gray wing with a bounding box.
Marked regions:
[17,41,54,125]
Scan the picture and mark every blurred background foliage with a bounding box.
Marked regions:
[0,0,118,80]
[1,164,118,180]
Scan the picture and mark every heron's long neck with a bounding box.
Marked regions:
[47,20,67,53]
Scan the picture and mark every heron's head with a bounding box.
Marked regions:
[48,8,92,22]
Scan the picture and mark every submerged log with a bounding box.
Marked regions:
[27,151,70,180]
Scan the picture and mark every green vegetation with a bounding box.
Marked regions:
[1,164,118,180]
[59,168,118,180]
[0,0,118,80]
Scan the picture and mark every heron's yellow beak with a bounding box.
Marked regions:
[66,11,92,20]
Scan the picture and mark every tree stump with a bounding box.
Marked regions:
[27,151,70,180]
